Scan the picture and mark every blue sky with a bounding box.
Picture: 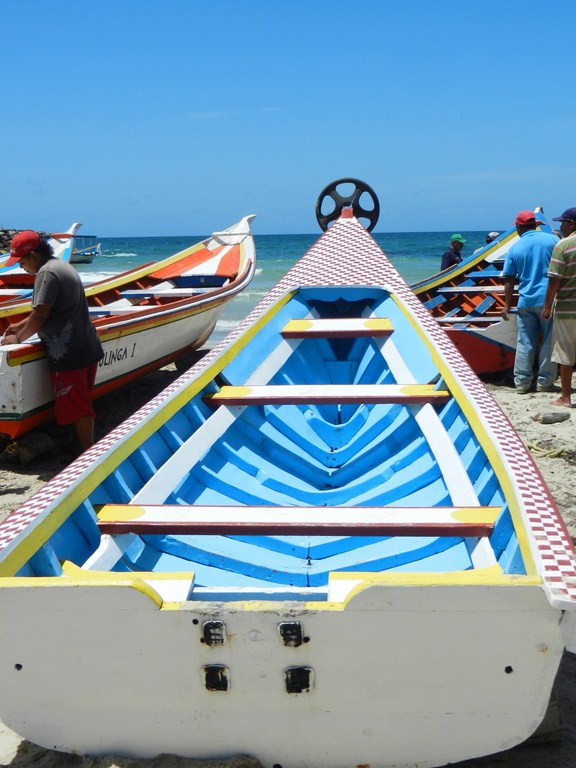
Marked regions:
[2,0,574,235]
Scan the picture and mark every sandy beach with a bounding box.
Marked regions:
[1,362,576,768]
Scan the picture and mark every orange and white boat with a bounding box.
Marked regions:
[0,216,255,438]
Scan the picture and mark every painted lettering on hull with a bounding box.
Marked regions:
[99,344,137,367]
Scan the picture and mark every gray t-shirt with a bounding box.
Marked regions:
[33,258,103,371]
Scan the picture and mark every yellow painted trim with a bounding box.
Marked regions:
[0,574,164,607]
[399,384,448,397]
[451,506,500,524]
[412,232,517,295]
[6,348,45,366]
[97,505,146,522]
[209,385,253,400]
[0,564,541,614]
[1,301,34,319]
[390,293,537,573]
[83,239,210,297]
[364,318,393,331]
[284,319,313,332]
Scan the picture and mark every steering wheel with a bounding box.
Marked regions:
[315,178,380,232]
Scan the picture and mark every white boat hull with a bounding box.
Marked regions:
[0,202,574,768]
[0,301,226,425]
[0,578,562,766]
[0,216,255,437]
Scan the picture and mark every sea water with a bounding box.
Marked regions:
[76,230,489,347]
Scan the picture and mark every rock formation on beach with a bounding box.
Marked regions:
[0,229,49,251]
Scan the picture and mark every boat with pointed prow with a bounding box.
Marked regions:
[411,208,558,374]
[0,217,255,438]
[0,180,575,768]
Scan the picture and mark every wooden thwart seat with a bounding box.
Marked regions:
[465,271,505,280]
[436,316,502,324]
[281,318,393,338]
[437,286,509,295]
[120,288,204,298]
[88,306,142,315]
[172,275,229,288]
[97,504,500,538]
[204,384,450,406]
[423,295,446,310]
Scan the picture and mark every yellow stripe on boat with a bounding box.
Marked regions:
[389,291,537,574]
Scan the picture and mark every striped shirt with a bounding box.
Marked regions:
[548,233,576,318]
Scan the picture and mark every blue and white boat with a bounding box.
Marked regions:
[71,234,101,264]
[0,183,575,768]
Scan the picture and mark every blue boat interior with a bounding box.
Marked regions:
[18,286,526,597]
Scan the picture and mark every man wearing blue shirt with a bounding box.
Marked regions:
[500,210,558,393]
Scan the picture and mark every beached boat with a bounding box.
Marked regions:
[0,185,575,768]
[0,216,255,438]
[71,234,101,264]
[411,209,558,374]
[0,223,80,288]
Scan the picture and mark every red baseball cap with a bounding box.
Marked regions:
[5,231,42,267]
[514,210,544,227]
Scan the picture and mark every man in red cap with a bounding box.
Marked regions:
[500,210,558,394]
[1,231,104,452]
[542,208,576,407]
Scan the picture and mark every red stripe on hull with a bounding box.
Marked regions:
[446,329,515,375]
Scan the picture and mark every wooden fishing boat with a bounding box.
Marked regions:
[0,216,255,438]
[0,183,575,768]
[411,209,558,374]
[71,234,101,264]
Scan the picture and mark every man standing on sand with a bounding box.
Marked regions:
[0,231,104,452]
[441,234,466,270]
[500,210,558,394]
[542,208,576,408]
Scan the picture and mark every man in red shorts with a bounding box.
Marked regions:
[1,231,104,452]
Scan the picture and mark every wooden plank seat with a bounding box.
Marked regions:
[204,384,450,407]
[97,504,501,538]
[172,275,229,288]
[465,271,505,280]
[0,289,32,297]
[281,318,393,338]
[471,295,498,315]
[437,285,511,295]
[88,306,143,315]
[423,295,447,310]
[120,288,204,298]
[436,316,502,324]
